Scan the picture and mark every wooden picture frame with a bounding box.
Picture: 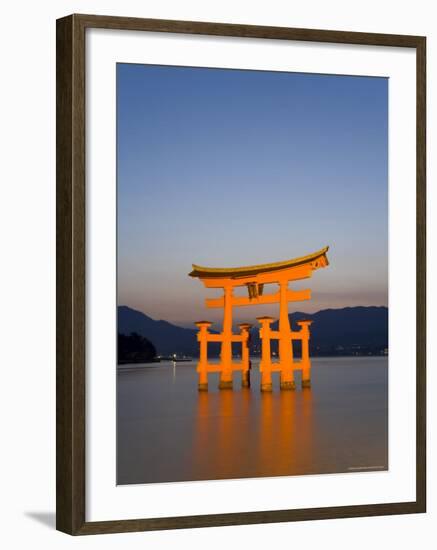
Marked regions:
[56,13,426,535]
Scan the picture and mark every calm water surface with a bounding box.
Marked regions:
[117,357,388,485]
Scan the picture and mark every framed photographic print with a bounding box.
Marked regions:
[56,14,426,535]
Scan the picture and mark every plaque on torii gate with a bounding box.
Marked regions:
[189,246,329,391]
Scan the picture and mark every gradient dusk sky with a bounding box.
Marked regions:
[117,63,388,328]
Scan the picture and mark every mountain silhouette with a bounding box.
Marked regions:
[118,305,388,357]
[118,306,199,356]
[253,306,388,356]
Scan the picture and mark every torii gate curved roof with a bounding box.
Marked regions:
[189,246,329,279]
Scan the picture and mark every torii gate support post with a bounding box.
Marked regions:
[258,316,274,392]
[297,320,313,387]
[239,323,252,388]
[278,279,295,390]
[195,321,212,391]
[219,285,234,389]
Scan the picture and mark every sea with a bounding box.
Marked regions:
[117,356,388,485]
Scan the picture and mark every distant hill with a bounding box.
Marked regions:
[118,306,199,356]
[118,332,157,364]
[250,306,388,356]
[118,305,388,357]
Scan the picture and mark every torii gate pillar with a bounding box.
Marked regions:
[298,320,313,387]
[278,279,295,390]
[219,285,234,389]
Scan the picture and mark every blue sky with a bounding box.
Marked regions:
[117,63,388,327]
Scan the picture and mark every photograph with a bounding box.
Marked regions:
[116,63,389,485]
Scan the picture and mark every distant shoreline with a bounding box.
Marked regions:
[117,354,388,367]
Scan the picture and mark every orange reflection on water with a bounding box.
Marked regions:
[194,385,315,481]
[258,387,314,477]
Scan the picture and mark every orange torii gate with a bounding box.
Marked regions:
[189,246,329,391]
